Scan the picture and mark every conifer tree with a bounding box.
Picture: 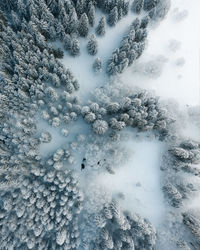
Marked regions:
[93,58,102,72]
[132,0,144,14]
[0,0,15,12]
[93,120,108,135]
[87,34,98,55]
[88,2,95,27]
[68,7,78,34]
[11,10,21,31]
[108,6,118,26]
[63,34,71,51]
[17,0,27,19]
[78,13,89,37]
[96,16,106,36]
[70,38,80,56]
[59,7,69,33]
[141,15,150,28]
[76,0,86,17]
[144,0,159,11]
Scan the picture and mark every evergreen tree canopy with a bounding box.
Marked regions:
[78,13,89,37]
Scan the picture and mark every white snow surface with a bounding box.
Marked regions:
[95,131,166,227]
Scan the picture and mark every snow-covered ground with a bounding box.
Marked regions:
[95,131,166,227]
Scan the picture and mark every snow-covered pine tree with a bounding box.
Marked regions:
[93,58,102,72]
[143,0,159,11]
[131,0,144,14]
[70,38,80,56]
[63,34,71,51]
[58,4,69,33]
[118,58,129,73]
[93,120,108,135]
[17,0,27,19]
[87,34,98,55]
[56,21,66,41]
[127,49,137,65]
[88,2,95,27]
[46,0,58,15]
[78,13,89,37]
[148,0,171,21]
[108,6,118,26]
[141,15,150,28]
[107,61,117,76]
[183,210,200,244]
[52,47,64,59]
[96,16,106,36]
[10,10,21,31]
[135,28,147,42]
[0,0,16,12]
[131,17,141,30]
[68,7,78,34]
[76,0,86,17]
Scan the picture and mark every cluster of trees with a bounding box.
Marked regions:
[81,201,156,249]
[2,0,95,37]
[107,17,149,75]
[160,138,200,211]
[80,102,108,135]
[96,0,129,23]
[0,12,79,114]
[162,181,184,208]
[161,140,200,208]
[144,0,171,21]
[45,145,77,167]
[0,0,172,137]
[132,0,171,21]
[163,177,198,208]
[159,137,200,248]
[1,0,140,60]
[182,210,200,249]
[38,84,170,140]
[169,140,200,165]
[1,0,91,58]
[40,90,82,129]
[81,87,170,137]
[0,164,83,249]
[131,0,145,14]
[0,112,43,190]
[0,77,31,117]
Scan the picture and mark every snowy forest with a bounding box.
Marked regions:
[0,0,200,249]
